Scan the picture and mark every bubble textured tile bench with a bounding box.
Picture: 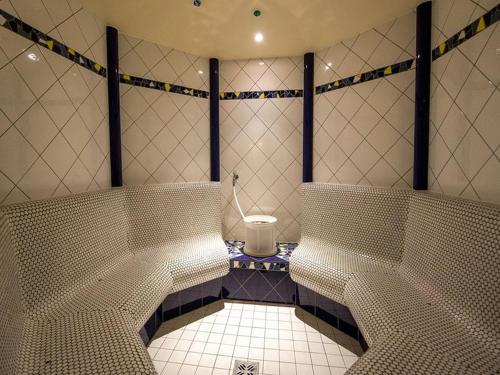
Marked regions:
[290,183,500,375]
[0,182,229,375]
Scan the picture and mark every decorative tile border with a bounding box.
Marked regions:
[432,4,500,60]
[0,9,106,77]
[119,74,209,98]
[315,4,499,96]
[226,240,297,272]
[315,58,415,95]
[219,89,303,100]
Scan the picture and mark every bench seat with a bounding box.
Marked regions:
[345,331,479,375]
[19,310,155,375]
[0,182,228,374]
[291,183,500,374]
[344,272,499,372]
[136,234,229,293]
[291,240,398,303]
[48,256,174,330]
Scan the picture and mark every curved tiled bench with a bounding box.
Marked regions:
[0,182,228,375]
[290,183,500,375]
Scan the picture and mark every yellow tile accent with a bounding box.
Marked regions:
[477,16,486,32]
[94,63,101,72]
[123,75,131,80]
[384,66,392,76]
[235,91,240,98]
[189,89,194,96]
[165,83,171,92]
[47,40,54,50]
[68,47,75,55]
[259,93,265,99]
[334,81,339,87]
[220,92,225,98]
[439,42,446,55]
[353,74,361,83]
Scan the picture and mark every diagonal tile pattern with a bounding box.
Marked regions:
[313,11,416,189]
[429,0,500,204]
[219,57,304,242]
[0,0,109,205]
[149,301,361,375]
[118,34,210,185]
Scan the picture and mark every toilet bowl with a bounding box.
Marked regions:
[243,214,278,257]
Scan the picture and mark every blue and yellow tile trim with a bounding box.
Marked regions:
[0,9,106,77]
[226,240,297,272]
[119,74,209,98]
[315,4,499,96]
[432,3,499,60]
[315,58,415,95]
[220,89,303,100]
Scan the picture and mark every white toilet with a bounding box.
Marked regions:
[243,214,278,257]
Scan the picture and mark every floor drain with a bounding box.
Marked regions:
[233,360,259,375]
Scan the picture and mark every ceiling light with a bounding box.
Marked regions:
[258,61,264,66]
[254,32,264,43]
[27,52,39,61]
[198,70,203,74]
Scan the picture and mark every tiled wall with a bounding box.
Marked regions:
[313,12,416,189]
[219,58,303,241]
[0,0,109,205]
[429,0,499,203]
[118,34,211,185]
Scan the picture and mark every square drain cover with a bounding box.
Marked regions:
[233,360,259,375]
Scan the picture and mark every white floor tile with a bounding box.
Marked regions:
[313,365,332,375]
[214,355,232,369]
[148,301,361,375]
[263,361,280,375]
[280,362,297,375]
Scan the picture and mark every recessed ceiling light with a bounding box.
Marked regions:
[254,32,264,43]
[198,70,203,74]
[27,52,39,61]
[258,61,264,66]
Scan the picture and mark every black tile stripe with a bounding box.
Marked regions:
[0,9,106,77]
[220,89,303,100]
[432,4,500,61]
[315,58,416,95]
[119,74,209,98]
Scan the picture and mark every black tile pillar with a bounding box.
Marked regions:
[303,52,314,183]
[413,1,432,190]
[209,58,220,182]
[106,26,123,187]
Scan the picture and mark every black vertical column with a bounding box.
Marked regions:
[413,1,432,190]
[106,26,123,187]
[209,58,220,182]
[303,52,314,183]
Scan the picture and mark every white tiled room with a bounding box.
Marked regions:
[0,0,499,374]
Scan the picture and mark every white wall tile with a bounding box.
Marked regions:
[429,0,500,203]
[0,0,110,205]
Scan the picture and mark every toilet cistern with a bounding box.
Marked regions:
[232,171,278,257]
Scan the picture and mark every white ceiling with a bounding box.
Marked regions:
[82,0,420,60]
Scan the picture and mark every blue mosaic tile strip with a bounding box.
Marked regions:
[219,89,303,100]
[0,9,106,77]
[119,74,209,98]
[315,58,415,95]
[226,241,297,272]
[432,4,500,61]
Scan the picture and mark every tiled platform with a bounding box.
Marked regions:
[227,241,297,272]
[149,300,362,375]
[223,242,297,304]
